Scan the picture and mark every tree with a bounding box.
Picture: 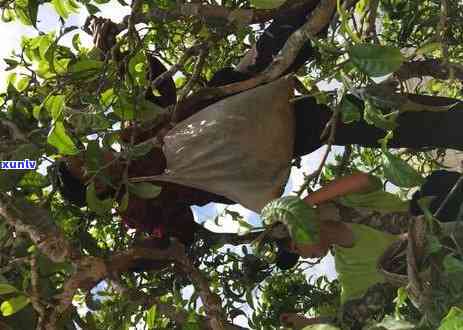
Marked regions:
[0,0,463,329]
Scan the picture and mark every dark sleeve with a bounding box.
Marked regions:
[410,170,462,222]
[145,56,177,107]
[247,3,318,75]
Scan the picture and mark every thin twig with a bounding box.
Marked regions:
[151,43,205,90]
[433,174,463,219]
[297,104,341,195]
[30,254,46,329]
[365,0,379,42]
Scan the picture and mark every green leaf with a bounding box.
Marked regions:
[128,51,146,87]
[136,99,164,122]
[338,189,409,213]
[146,305,156,329]
[245,288,255,309]
[19,172,49,189]
[85,140,104,173]
[337,0,360,43]
[261,196,319,244]
[250,0,286,9]
[119,192,129,212]
[52,0,70,18]
[72,34,81,51]
[370,315,415,329]
[69,59,104,79]
[47,121,79,155]
[302,325,340,330]
[85,3,100,15]
[4,58,19,70]
[44,94,65,121]
[383,151,424,188]
[100,88,117,108]
[439,306,463,330]
[417,196,438,223]
[0,284,18,295]
[128,182,162,199]
[128,143,153,159]
[364,100,398,131]
[51,0,69,18]
[340,96,361,123]
[69,59,103,76]
[15,76,30,92]
[426,234,442,254]
[15,0,39,26]
[0,295,30,316]
[394,287,408,315]
[113,91,135,120]
[416,42,441,56]
[86,183,113,215]
[443,255,463,276]
[38,34,53,59]
[1,8,15,23]
[349,44,405,77]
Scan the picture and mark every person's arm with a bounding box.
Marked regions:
[303,172,376,206]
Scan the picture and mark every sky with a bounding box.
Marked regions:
[0,1,340,328]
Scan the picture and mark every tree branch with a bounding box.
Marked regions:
[107,1,320,33]
[175,0,336,117]
[395,59,463,82]
[0,198,75,263]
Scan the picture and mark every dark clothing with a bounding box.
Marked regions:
[121,126,233,242]
[410,170,463,222]
[249,2,317,75]
[292,95,463,157]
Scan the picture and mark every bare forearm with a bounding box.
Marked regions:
[303,172,375,206]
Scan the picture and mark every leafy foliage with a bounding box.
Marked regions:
[0,0,462,329]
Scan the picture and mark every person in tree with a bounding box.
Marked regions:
[58,3,463,247]
[265,170,463,329]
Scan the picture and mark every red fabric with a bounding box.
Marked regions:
[118,124,232,244]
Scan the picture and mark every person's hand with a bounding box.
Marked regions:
[303,172,374,206]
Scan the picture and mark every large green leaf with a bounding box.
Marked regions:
[383,151,424,188]
[44,94,65,121]
[14,0,39,26]
[69,59,103,79]
[128,182,162,199]
[439,306,463,330]
[47,121,79,155]
[261,196,319,244]
[349,44,405,77]
[338,189,409,213]
[51,0,79,19]
[250,0,286,9]
[0,295,30,316]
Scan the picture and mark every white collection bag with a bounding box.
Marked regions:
[143,76,295,212]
